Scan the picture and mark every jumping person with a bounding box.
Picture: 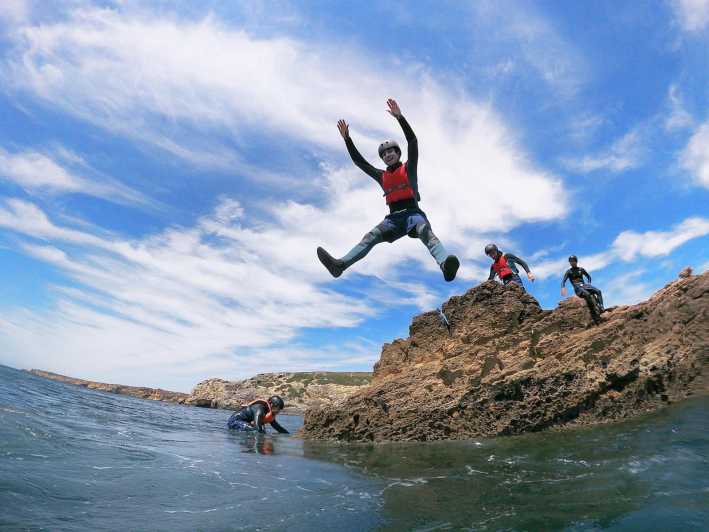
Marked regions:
[227,395,289,434]
[316,98,460,282]
[561,255,604,311]
[485,243,534,291]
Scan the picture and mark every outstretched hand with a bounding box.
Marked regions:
[561,287,568,297]
[386,98,402,118]
[337,119,350,139]
[527,272,535,282]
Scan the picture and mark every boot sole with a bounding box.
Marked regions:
[317,247,343,278]
[442,256,460,282]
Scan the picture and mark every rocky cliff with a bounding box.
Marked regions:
[186,372,372,414]
[303,271,709,442]
[27,370,190,403]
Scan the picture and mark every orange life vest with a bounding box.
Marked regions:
[245,399,274,424]
[492,254,514,279]
[381,163,415,204]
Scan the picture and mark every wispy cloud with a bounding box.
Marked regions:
[0,147,149,204]
[680,122,709,189]
[665,84,694,131]
[613,216,709,258]
[532,217,709,279]
[562,130,644,174]
[670,0,709,32]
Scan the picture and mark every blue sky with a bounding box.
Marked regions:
[0,0,707,391]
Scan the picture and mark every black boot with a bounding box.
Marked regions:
[441,255,460,282]
[317,247,345,278]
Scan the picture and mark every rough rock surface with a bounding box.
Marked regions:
[28,370,189,403]
[303,271,709,442]
[186,372,372,414]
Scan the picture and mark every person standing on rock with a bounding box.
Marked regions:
[561,255,604,311]
[316,98,460,282]
[485,243,534,291]
[227,395,289,434]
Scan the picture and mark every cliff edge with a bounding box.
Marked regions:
[303,271,708,442]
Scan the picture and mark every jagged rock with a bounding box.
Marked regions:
[185,372,372,414]
[27,370,189,404]
[303,273,709,442]
[679,266,693,278]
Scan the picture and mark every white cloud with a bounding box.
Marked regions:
[563,130,644,173]
[680,122,709,188]
[613,217,709,259]
[0,0,29,23]
[671,0,709,32]
[1,6,567,259]
[603,269,656,307]
[665,85,694,131]
[471,0,587,98]
[532,217,709,281]
[0,198,378,390]
[0,147,151,205]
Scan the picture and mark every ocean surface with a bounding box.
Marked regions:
[1,364,708,531]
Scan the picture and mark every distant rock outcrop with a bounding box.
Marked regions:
[303,271,709,442]
[27,370,189,404]
[186,372,372,414]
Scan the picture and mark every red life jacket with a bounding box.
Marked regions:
[492,254,514,279]
[381,163,415,205]
[245,399,275,424]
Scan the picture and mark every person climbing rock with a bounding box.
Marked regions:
[561,255,604,319]
[316,98,460,282]
[485,243,534,291]
[227,395,289,434]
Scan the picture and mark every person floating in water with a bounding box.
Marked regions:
[561,255,604,312]
[316,98,460,282]
[227,395,289,434]
[485,243,534,292]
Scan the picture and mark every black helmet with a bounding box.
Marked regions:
[568,255,578,262]
[378,140,401,158]
[268,395,285,410]
[484,243,499,256]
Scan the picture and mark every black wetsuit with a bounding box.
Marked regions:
[344,115,420,214]
[488,253,531,281]
[562,266,604,309]
[227,403,289,434]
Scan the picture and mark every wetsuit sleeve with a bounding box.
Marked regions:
[269,419,289,434]
[561,269,570,287]
[344,137,383,184]
[581,268,591,283]
[252,404,267,433]
[505,253,531,273]
[488,265,496,281]
[397,115,420,200]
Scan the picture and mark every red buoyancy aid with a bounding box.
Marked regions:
[492,254,514,279]
[381,163,415,205]
[246,399,275,424]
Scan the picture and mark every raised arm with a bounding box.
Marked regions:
[337,119,383,183]
[387,98,417,169]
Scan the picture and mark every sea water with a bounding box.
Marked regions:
[1,364,707,531]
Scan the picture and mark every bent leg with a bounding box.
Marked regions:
[228,415,256,431]
[340,227,385,269]
[415,221,449,266]
[586,285,604,309]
